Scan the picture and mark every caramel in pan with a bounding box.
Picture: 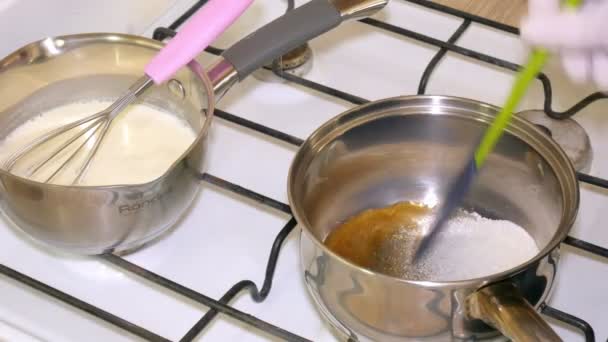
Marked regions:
[324,201,430,278]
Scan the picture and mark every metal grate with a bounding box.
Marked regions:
[0,1,606,341]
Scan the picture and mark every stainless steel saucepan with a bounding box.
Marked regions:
[0,0,389,254]
[289,96,579,341]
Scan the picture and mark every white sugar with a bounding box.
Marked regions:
[412,210,539,281]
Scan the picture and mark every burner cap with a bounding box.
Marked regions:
[517,110,592,172]
[252,43,313,82]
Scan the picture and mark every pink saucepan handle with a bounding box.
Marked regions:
[144,0,253,84]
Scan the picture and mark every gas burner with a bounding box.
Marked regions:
[252,43,313,82]
[518,110,593,172]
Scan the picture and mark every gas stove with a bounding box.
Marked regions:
[1,0,607,341]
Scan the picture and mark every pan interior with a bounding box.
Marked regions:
[294,111,567,281]
[0,36,210,184]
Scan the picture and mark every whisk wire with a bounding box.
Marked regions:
[72,119,112,185]
[3,111,107,172]
[28,117,105,180]
[45,118,108,184]
[4,75,154,184]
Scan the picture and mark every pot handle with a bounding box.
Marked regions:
[222,0,388,80]
[145,0,253,84]
[467,282,562,342]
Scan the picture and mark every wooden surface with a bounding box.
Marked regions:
[429,0,527,27]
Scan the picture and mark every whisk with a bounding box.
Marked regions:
[3,0,253,185]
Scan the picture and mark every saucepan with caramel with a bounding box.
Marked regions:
[288,96,578,341]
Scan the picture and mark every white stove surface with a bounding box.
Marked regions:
[1,1,608,341]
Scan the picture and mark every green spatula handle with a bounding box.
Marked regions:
[473,0,582,169]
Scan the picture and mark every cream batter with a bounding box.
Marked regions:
[0,100,197,186]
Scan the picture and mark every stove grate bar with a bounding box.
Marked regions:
[359,17,518,70]
[180,218,299,341]
[100,254,309,342]
[215,109,304,146]
[403,0,520,34]
[269,66,369,105]
[199,172,292,214]
[152,27,224,57]
[564,236,608,259]
[153,27,176,41]
[168,0,210,31]
[577,172,608,189]
[418,19,471,94]
[399,0,607,119]
[0,264,170,342]
[360,16,608,120]
[541,304,596,342]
